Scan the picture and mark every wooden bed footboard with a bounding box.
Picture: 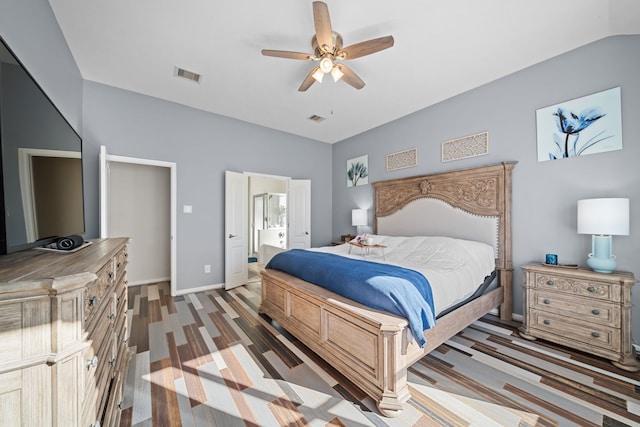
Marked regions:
[259,268,504,417]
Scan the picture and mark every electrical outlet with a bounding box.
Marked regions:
[204,264,211,273]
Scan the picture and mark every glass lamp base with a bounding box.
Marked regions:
[587,256,616,273]
[587,234,616,274]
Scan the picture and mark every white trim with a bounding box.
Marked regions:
[488,308,520,322]
[126,277,171,287]
[244,171,291,181]
[99,145,108,238]
[175,282,224,296]
[100,145,178,296]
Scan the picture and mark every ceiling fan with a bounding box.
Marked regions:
[261,1,394,91]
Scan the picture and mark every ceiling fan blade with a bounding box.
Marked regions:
[313,1,333,51]
[261,50,314,60]
[338,64,365,90]
[339,35,394,60]
[298,66,320,92]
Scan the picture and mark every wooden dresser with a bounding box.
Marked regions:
[520,262,638,371]
[0,238,132,427]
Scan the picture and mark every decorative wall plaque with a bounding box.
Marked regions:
[441,131,489,162]
[386,148,418,172]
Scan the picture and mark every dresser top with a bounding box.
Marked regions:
[0,238,130,297]
[522,262,636,284]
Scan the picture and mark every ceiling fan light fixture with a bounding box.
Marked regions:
[319,56,333,73]
[312,67,324,83]
[330,65,344,82]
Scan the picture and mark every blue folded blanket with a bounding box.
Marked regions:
[266,249,435,347]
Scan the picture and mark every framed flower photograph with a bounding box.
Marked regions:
[536,87,622,162]
[347,155,368,187]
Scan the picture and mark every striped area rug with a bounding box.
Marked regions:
[121,282,640,427]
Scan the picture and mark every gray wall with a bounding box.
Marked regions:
[332,35,640,344]
[0,0,83,132]
[82,81,333,291]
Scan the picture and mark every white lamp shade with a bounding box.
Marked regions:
[352,209,367,226]
[577,198,629,235]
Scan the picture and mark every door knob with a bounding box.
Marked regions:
[305,231,309,235]
[228,234,237,238]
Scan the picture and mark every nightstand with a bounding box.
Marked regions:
[520,262,638,371]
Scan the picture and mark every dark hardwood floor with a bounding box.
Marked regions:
[119,281,640,426]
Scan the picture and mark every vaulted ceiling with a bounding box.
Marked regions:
[48,0,640,143]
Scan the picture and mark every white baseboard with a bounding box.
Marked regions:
[488,308,522,322]
[127,277,170,287]
[174,282,224,296]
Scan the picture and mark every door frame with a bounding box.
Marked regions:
[18,148,81,242]
[99,146,178,295]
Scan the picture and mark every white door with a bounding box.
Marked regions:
[288,179,311,249]
[225,171,248,289]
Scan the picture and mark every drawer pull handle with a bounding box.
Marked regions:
[543,299,550,305]
[543,319,550,325]
[125,252,129,258]
[108,272,114,280]
[89,296,98,307]
[592,309,600,315]
[108,358,117,367]
[587,286,596,293]
[107,313,115,321]
[85,356,98,368]
[546,280,554,286]
[117,262,122,269]
[591,332,600,338]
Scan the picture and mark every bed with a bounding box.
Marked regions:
[259,162,516,416]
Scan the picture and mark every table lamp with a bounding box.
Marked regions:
[577,198,629,273]
[352,209,367,235]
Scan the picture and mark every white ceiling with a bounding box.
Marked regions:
[47,0,640,144]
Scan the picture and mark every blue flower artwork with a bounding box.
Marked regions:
[536,87,622,162]
[347,154,368,187]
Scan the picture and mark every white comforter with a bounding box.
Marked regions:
[310,235,496,316]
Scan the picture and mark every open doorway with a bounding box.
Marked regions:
[225,171,310,290]
[100,146,177,295]
[247,174,289,284]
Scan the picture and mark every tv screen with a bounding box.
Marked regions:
[0,36,85,254]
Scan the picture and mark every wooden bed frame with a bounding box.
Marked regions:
[259,162,516,416]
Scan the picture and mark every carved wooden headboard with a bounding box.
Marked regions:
[373,162,517,319]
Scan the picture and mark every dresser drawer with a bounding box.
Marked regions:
[530,290,620,328]
[531,272,619,302]
[530,309,620,352]
[114,247,128,283]
[84,260,114,323]
[82,330,116,426]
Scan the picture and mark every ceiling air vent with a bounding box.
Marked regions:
[308,114,325,122]
[174,67,201,83]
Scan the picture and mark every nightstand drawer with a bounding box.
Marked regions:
[530,310,620,352]
[531,272,619,303]
[531,291,620,328]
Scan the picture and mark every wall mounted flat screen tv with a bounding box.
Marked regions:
[0,36,85,254]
